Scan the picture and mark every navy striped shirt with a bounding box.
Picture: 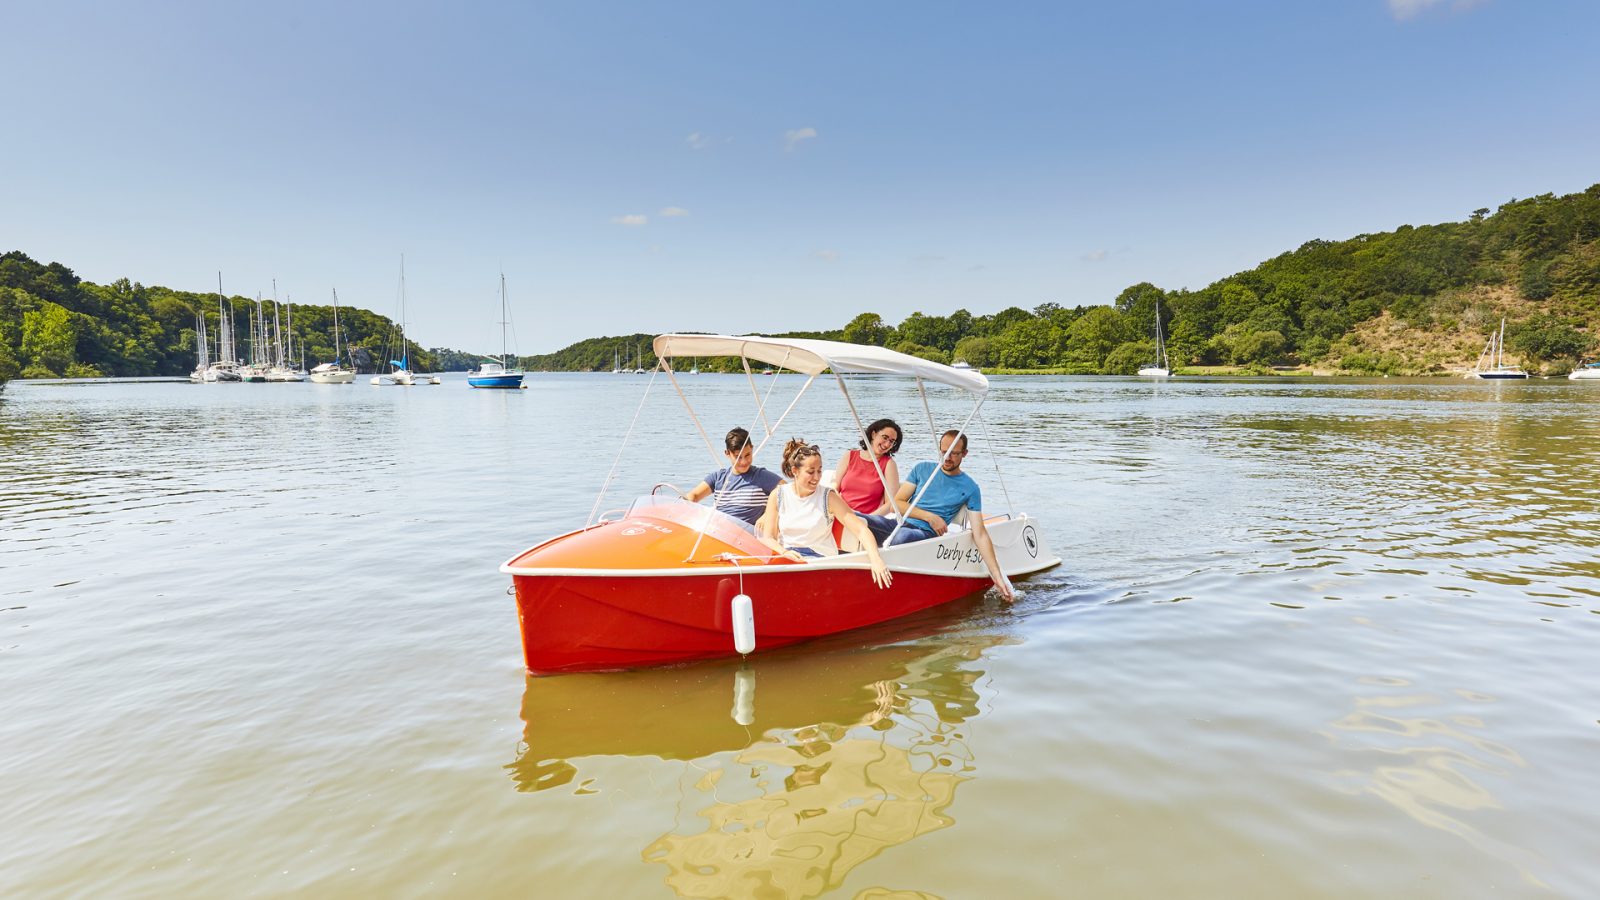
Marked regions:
[705,465,783,525]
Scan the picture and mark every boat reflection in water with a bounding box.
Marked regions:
[508,612,1014,899]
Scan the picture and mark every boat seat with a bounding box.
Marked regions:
[832,516,867,554]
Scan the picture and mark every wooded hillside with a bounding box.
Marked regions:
[527,184,1600,376]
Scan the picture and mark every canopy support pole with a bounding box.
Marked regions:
[916,377,938,453]
[663,359,724,471]
[751,373,817,461]
[740,352,775,439]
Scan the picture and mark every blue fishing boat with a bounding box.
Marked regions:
[468,273,525,389]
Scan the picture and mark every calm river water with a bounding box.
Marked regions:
[3,373,1597,898]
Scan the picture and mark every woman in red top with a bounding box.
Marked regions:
[833,418,902,543]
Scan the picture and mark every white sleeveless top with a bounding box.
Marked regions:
[776,484,837,556]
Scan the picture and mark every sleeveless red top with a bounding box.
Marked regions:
[838,450,891,513]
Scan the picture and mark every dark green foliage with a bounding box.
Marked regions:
[430,348,493,371]
[1507,314,1592,363]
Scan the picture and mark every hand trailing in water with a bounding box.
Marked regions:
[991,569,1016,603]
[869,556,893,589]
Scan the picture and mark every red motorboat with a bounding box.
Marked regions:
[501,335,1060,673]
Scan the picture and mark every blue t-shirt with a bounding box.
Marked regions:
[704,465,783,525]
[902,461,982,533]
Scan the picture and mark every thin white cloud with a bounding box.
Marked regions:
[1387,0,1487,21]
[611,214,648,227]
[659,207,690,218]
[785,127,818,151]
[687,131,736,150]
[812,249,839,262]
[1080,249,1109,262]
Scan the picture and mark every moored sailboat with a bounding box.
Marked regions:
[1137,296,1171,378]
[309,287,357,383]
[467,273,526,389]
[189,309,210,383]
[204,274,242,382]
[373,259,417,385]
[1474,317,1528,380]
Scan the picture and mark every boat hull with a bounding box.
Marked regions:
[468,373,525,388]
[308,370,355,384]
[502,502,1058,673]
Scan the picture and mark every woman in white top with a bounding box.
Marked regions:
[759,438,892,589]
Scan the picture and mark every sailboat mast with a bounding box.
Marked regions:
[332,288,342,366]
[499,272,509,368]
[1154,298,1166,368]
[399,257,408,371]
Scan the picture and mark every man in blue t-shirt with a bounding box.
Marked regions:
[890,430,1014,601]
[683,427,784,530]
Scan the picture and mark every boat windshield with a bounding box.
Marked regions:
[623,495,771,559]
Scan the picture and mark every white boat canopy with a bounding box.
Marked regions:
[652,334,988,396]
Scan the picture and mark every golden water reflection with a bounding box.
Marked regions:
[509,630,1010,899]
[1324,675,1547,889]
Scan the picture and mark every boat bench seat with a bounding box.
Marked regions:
[829,506,991,554]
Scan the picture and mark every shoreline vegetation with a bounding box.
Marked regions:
[3,184,1597,388]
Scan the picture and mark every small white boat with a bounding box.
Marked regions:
[308,288,356,383]
[1569,363,1600,380]
[190,310,210,383]
[376,259,416,385]
[309,363,355,384]
[199,275,243,382]
[951,359,972,371]
[1137,296,1171,378]
[1474,318,1527,380]
[468,274,526,389]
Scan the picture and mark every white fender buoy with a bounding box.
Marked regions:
[731,667,755,725]
[731,593,755,655]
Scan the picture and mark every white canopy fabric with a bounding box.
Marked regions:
[652,334,988,395]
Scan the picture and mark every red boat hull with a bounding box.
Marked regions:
[511,567,991,673]
[503,498,1058,674]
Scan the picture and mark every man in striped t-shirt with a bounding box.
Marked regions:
[683,427,784,531]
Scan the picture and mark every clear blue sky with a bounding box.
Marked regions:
[4,0,1597,354]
